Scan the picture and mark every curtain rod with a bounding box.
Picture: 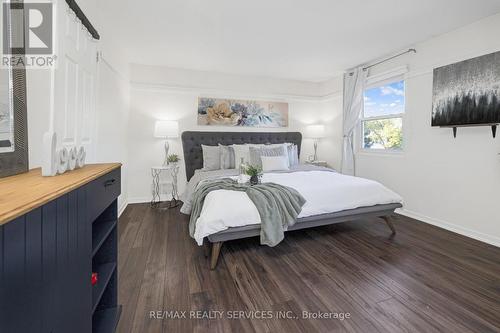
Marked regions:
[65,0,100,40]
[362,48,416,71]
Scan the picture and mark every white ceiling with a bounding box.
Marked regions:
[98,0,500,82]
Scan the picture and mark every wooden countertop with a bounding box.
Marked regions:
[0,163,121,225]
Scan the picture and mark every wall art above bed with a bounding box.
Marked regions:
[197,97,288,127]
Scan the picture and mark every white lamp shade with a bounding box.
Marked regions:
[154,120,179,138]
[305,124,326,138]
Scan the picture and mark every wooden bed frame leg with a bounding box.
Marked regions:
[381,215,396,234]
[210,242,223,270]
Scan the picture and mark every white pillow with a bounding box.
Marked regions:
[287,144,299,166]
[261,155,290,172]
[232,144,251,166]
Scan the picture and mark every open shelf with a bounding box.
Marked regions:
[92,219,117,256]
[91,198,119,332]
[92,263,117,313]
[92,305,122,333]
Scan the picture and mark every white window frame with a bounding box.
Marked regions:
[359,69,407,154]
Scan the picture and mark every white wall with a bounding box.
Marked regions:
[94,55,130,213]
[128,64,343,203]
[355,13,500,246]
[26,0,130,214]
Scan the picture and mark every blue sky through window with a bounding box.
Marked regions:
[363,80,405,118]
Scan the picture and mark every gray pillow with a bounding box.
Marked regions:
[219,144,235,169]
[287,144,299,166]
[201,145,221,170]
[249,145,288,168]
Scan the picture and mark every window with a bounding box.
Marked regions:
[361,78,405,151]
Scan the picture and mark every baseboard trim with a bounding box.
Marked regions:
[397,208,500,248]
[118,200,128,217]
[127,197,151,204]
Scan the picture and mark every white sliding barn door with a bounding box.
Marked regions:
[53,1,97,160]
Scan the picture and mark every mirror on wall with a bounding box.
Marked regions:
[0,63,14,153]
[0,1,14,153]
[0,0,29,178]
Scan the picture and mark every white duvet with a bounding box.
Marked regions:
[193,170,403,245]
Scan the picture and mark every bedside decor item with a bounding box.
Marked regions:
[305,124,326,161]
[245,165,262,185]
[154,120,179,165]
[151,164,180,209]
[0,2,28,178]
[167,154,180,165]
[432,50,500,138]
[198,97,288,127]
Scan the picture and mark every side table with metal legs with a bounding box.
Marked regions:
[151,164,181,209]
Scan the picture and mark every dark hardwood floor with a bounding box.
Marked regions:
[116,203,500,333]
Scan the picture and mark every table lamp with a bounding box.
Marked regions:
[305,124,325,161]
[154,120,179,165]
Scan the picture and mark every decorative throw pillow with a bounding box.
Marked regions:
[261,155,290,172]
[201,144,221,170]
[232,144,251,166]
[219,144,235,169]
[249,145,289,168]
[248,147,262,167]
[287,144,299,166]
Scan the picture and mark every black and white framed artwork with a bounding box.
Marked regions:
[432,51,500,127]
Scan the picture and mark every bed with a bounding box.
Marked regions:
[181,131,403,269]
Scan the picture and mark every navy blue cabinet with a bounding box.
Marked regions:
[0,165,121,333]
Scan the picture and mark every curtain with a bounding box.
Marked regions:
[341,67,367,175]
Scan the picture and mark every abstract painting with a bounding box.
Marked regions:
[197,97,288,127]
[432,51,500,126]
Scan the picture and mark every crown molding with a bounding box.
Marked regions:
[130,81,342,102]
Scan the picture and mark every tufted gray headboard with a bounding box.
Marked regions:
[181,131,302,180]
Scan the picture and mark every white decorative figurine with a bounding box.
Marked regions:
[68,147,77,170]
[41,131,87,177]
[42,132,58,176]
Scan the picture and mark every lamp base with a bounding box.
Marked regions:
[163,139,170,166]
[313,140,318,161]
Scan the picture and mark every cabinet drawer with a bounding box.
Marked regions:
[87,168,121,222]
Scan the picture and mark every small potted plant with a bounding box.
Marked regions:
[167,154,180,165]
[245,165,262,185]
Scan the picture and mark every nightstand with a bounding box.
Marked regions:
[151,164,180,209]
[306,160,328,168]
